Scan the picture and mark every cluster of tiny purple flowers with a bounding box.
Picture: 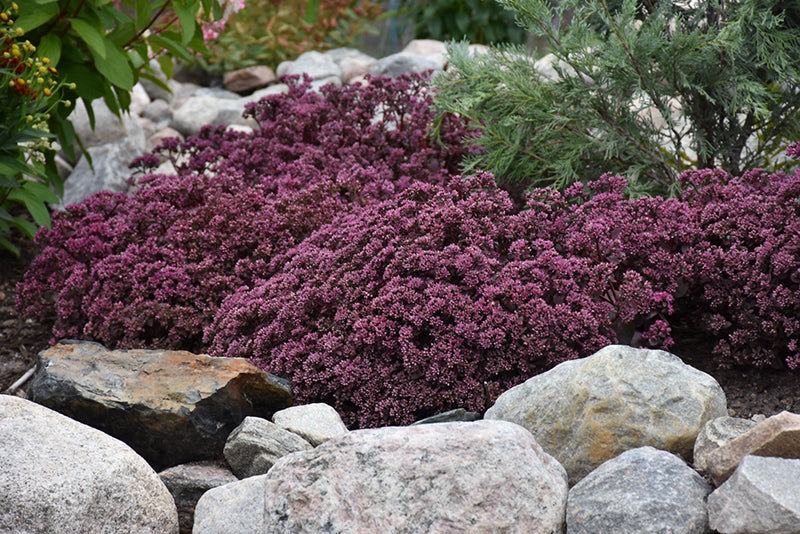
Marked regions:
[16,75,800,428]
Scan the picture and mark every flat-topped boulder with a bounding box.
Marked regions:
[26,340,292,469]
[194,420,568,533]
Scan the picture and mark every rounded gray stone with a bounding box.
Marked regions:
[567,446,711,534]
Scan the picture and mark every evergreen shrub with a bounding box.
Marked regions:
[16,73,471,350]
[434,0,800,195]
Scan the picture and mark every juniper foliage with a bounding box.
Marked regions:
[433,0,800,195]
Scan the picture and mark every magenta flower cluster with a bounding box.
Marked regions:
[16,72,800,429]
[16,73,472,351]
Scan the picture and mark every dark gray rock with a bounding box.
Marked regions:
[223,417,312,479]
[567,446,711,534]
[158,460,238,534]
[411,407,482,425]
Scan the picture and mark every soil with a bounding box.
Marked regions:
[1,228,799,420]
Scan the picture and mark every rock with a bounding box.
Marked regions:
[402,39,448,67]
[171,96,250,136]
[0,394,179,533]
[146,126,184,153]
[704,410,800,485]
[223,416,312,479]
[57,130,145,208]
[411,407,482,425]
[223,65,276,93]
[693,416,758,473]
[142,98,174,125]
[310,75,343,91]
[271,402,348,446]
[368,52,443,77]
[323,47,376,82]
[485,344,727,484]
[194,420,568,533]
[276,50,342,80]
[159,460,238,534]
[566,446,711,534]
[69,97,145,153]
[192,475,267,534]
[130,82,152,116]
[242,83,290,104]
[707,455,800,534]
[26,340,292,469]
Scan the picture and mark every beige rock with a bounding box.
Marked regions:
[223,66,276,93]
[705,410,800,485]
[485,345,727,485]
[693,416,757,472]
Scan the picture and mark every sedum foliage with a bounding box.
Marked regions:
[433,0,800,196]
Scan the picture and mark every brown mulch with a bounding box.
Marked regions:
[1,229,799,419]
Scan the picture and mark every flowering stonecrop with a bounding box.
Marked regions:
[206,174,622,428]
[140,72,473,203]
[18,73,472,349]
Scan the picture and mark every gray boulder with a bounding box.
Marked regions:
[485,344,727,484]
[26,341,292,470]
[708,455,800,534]
[57,128,145,209]
[368,52,443,77]
[171,95,251,136]
[194,420,568,533]
[693,416,757,473]
[158,460,237,534]
[223,416,312,479]
[276,50,342,80]
[69,96,146,153]
[271,402,348,446]
[566,446,711,534]
[0,394,178,534]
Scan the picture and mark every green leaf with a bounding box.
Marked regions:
[8,189,51,228]
[136,0,152,30]
[173,1,197,46]
[0,234,20,257]
[38,33,62,66]
[70,18,107,60]
[91,42,135,90]
[10,216,39,239]
[64,63,107,101]
[32,0,60,4]
[23,181,59,204]
[16,3,59,32]
[148,33,195,63]
[304,0,321,24]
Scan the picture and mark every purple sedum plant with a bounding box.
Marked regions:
[16,73,472,351]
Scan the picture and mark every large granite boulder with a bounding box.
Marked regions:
[485,344,727,484]
[194,420,568,533]
[704,410,800,485]
[566,446,711,534]
[0,394,178,533]
[158,460,238,534]
[707,455,800,533]
[26,341,292,469]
